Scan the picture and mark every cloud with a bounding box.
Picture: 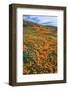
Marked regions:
[31,17,40,22]
[23,15,31,20]
[42,21,52,25]
[23,15,57,26]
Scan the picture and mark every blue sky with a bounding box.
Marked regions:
[23,15,57,27]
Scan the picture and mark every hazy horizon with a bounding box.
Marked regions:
[23,15,57,27]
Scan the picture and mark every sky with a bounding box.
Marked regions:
[23,15,57,27]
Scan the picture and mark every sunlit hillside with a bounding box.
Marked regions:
[23,20,57,75]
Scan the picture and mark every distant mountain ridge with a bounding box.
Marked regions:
[23,19,57,31]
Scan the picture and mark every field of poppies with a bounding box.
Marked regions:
[23,20,57,75]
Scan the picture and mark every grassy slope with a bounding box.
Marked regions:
[23,20,57,75]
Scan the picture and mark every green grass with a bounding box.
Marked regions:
[24,27,37,36]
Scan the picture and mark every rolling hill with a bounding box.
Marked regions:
[23,20,57,75]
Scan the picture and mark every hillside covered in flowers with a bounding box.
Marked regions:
[23,19,57,75]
